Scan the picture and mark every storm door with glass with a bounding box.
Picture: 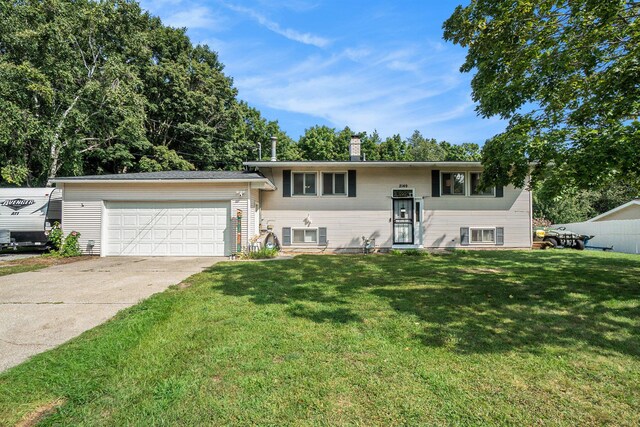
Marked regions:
[392,198,414,244]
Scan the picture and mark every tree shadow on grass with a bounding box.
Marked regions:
[205,252,640,357]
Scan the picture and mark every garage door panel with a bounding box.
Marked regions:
[170,229,184,239]
[170,214,186,226]
[185,229,199,240]
[201,215,215,226]
[185,216,199,226]
[138,214,154,226]
[106,202,229,256]
[137,243,153,254]
[123,215,138,226]
[169,243,184,254]
[153,229,168,239]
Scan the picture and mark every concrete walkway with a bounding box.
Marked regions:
[0,256,222,372]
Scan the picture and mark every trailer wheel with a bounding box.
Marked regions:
[574,239,585,251]
[543,237,558,248]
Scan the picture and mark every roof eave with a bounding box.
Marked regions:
[243,161,484,168]
[51,178,274,185]
[587,199,640,222]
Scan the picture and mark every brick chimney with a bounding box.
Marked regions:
[349,134,361,161]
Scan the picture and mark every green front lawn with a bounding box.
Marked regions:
[1,251,639,425]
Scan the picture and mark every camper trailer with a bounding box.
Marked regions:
[0,188,61,250]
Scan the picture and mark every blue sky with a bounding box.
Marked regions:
[139,0,506,144]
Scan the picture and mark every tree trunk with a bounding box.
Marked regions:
[48,95,80,180]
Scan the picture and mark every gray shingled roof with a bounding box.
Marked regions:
[55,170,266,181]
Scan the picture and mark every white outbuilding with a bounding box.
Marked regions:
[556,200,640,254]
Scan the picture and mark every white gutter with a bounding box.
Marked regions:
[244,161,483,168]
[51,178,276,190]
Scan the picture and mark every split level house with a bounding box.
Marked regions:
[51,136,533,256]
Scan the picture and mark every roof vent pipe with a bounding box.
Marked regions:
[349,134,361,161]
[270,136,277,162]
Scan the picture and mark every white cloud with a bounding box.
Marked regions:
[230,44,473,137]
[223,3,330,48]
[163,6,223,29]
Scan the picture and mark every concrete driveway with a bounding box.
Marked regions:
[0,257,222,372]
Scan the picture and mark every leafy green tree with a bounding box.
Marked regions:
[140,22,240,171]
[533,178,639,224]
[405,130,446,161]
[439,142,482,162]
[298,125,339,160]
[360,130,382,161]
[443,0,640,192]
[0,0,151,182]
[0,0,294,184]
[378,134,407,161]
[231,101,301,162]
[334,126,355,161]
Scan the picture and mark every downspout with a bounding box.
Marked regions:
[529,186,534,248]
[247,182,252,245]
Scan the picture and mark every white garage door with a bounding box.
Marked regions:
[106,201,229,256]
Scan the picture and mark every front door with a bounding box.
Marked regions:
[393,198,414,244]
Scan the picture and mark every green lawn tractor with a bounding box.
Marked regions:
[534,226,593,250]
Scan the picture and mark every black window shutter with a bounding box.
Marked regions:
[283,170,291,197]
[348,170,356,197]
[432,170,440,197]
[495,185,504,198]
[318,227,327,245]
[282,227,291,246]
[460,227,469,246]
[496,227,504,245]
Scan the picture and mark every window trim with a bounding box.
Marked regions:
[291,171,318,196]
[440,171,466,196]
[321,172,348,197]
[469,227,497,244]
[292,228,319,244]
[469,172,495,197]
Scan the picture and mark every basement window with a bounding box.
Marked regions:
[293,229,318,244]
[470,228,496,244]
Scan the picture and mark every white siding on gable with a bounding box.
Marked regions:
[62,201,102,255]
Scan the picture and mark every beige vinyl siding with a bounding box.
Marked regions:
[260,166,532,250]
[61,182,251,255]
[62,201,102,255]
